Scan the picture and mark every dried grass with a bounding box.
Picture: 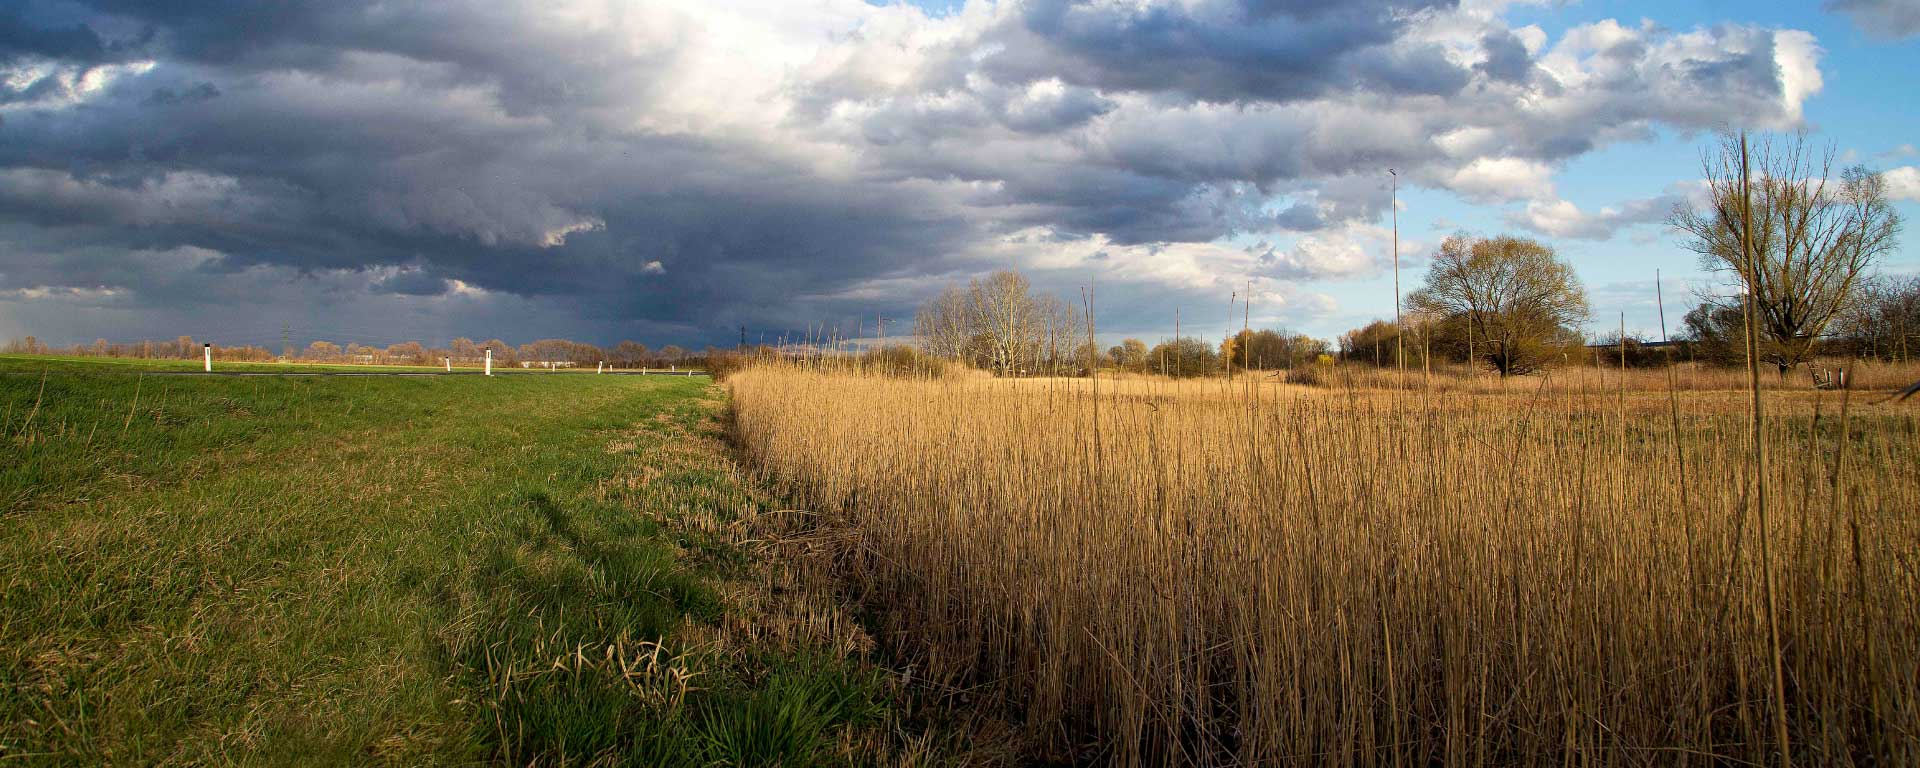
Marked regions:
[729,364,1920,766]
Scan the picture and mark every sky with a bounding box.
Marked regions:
[3,0,1918,351]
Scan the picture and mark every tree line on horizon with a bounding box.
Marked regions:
[907,131,1908,380]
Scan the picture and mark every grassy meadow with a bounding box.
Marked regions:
[10,350,1918,765]
[0,353,460,374]
[728,363,1920,766]
[0,356,911,765]
[0,353,682,375]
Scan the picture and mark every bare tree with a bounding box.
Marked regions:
[966,271,1053,376]
[1671,131,1903,374]
[912,270,1085,376]
[913,284,972,360]
[305,340,342,361]
[611,340,651,367]
[1407,234,1588,376]
[385,341,427,365]
[1834,275,1920,361]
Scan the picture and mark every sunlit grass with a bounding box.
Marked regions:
[1,361,885,765]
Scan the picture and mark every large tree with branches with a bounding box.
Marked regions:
[1670,131,1903,374]
[1408,234,1589,376]
[913,270,1073,376]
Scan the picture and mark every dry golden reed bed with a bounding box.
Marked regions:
[729,365,1919,766]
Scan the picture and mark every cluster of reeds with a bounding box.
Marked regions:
[728,366,1919,766]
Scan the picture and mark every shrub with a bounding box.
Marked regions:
[706,351,751,382]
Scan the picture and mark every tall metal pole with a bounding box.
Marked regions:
[1390,169,1403,374]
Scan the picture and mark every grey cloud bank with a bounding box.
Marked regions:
[1,1,1822,347]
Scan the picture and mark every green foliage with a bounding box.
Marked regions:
[1222,329,1330,371]
[1147,337,1219,377]
[1107,338,1150,372]
[1681,301,1751,367]
[695,661,885,766]
[1338,320,1404,367]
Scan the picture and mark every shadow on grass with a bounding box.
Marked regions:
[450,489,881,766]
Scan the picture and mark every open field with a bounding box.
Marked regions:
[729,364,1920,766]
[0,354,700,376]
[0,357,911,765]
[0,354,458,374]
[13,350,1918,764]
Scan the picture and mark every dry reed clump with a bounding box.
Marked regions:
[728,365,1920,766]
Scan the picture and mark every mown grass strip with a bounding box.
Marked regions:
[2,360,887,765]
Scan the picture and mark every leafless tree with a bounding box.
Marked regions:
[611,340,651,367]
[1670,131,1903,374]
[913,284,971,360]
[1408,234,1589,376]
[305,340,342,361]
[967,271,1051,375]
[914,270,1071,376]
[1834,275,1920,361]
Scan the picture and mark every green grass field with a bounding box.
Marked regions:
[0,353,463,374]
[0,353,694,375]
[0,356,892,765]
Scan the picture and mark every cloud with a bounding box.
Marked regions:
[970,0,1467,105]
[1507,184,1699,240]
[1251,224,1396,281]
[0,0,1831,346]
[1886,166,1920,201]
[371,266,452,296]
[1444,157,1556,203]
[1825,0,1920,41]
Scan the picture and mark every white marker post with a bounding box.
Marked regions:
[597,360,603,374]
[444,357,451,372]
[484,349,492,376]
[203,343,212,372]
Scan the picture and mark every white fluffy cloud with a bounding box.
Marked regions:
[1445,158,1557,203]
[1885,167,1920,202]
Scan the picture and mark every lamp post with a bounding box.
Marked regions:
[1389,169,1403,374]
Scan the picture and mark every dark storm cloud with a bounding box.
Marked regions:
[140,81,218,105]
[0,8,108,63]
[371,267,450,297]
[979,0,1464,103]
[1474,30,1535,83]
[0,0,1828,346]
